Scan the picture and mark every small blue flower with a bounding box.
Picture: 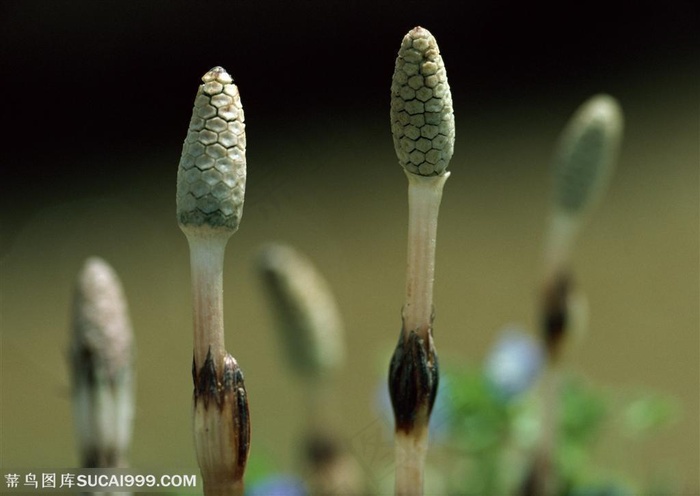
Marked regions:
[246,475,307,496]
[483,326,544,401]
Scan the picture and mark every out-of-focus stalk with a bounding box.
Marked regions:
[541,94,623,364]
[256,243,344,383]
[70,257,135,473]
[256,243,363,494]
[527,94,623,496]
[543,94,624,294]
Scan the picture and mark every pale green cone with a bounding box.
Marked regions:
[545,94,624,275]
[177,66,246,232]
[256,243,344,380]
[391,26,455,177]
[552,94,623,216]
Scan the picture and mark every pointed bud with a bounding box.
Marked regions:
[193,350,251,494]
[177,66,247,233]
[388,330,439,434]
[391,26,455,177]
[69,257,135,468]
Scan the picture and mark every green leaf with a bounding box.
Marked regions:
[622,395,681,438]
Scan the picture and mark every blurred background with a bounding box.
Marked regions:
[1,0,697,491]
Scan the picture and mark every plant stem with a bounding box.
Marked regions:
[525,95,623,496]
[531,364,561,496]
[389,26,453,496]
[543,212,578,286]
[193,351,250,496]
[186,230,251,496]
[177,66,250,496]
[394,429,429,496]
[403,171,450,340]
[186,227,231,369]
[389,172,448,496]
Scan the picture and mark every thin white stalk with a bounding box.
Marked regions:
[395,429,429,496]
[186,228,231,369]
[542,211,579,286]
[403,172,449,340]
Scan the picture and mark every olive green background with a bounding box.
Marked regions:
[1,0,698,492]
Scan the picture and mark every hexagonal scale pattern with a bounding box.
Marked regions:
[390,27,455,176]
[177,66,246,231]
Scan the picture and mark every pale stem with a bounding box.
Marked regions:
[534,365,561,496]
[403,171,450,341]
[394,429,429,496]
[543,210,581,283]
[186,228,232,369]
